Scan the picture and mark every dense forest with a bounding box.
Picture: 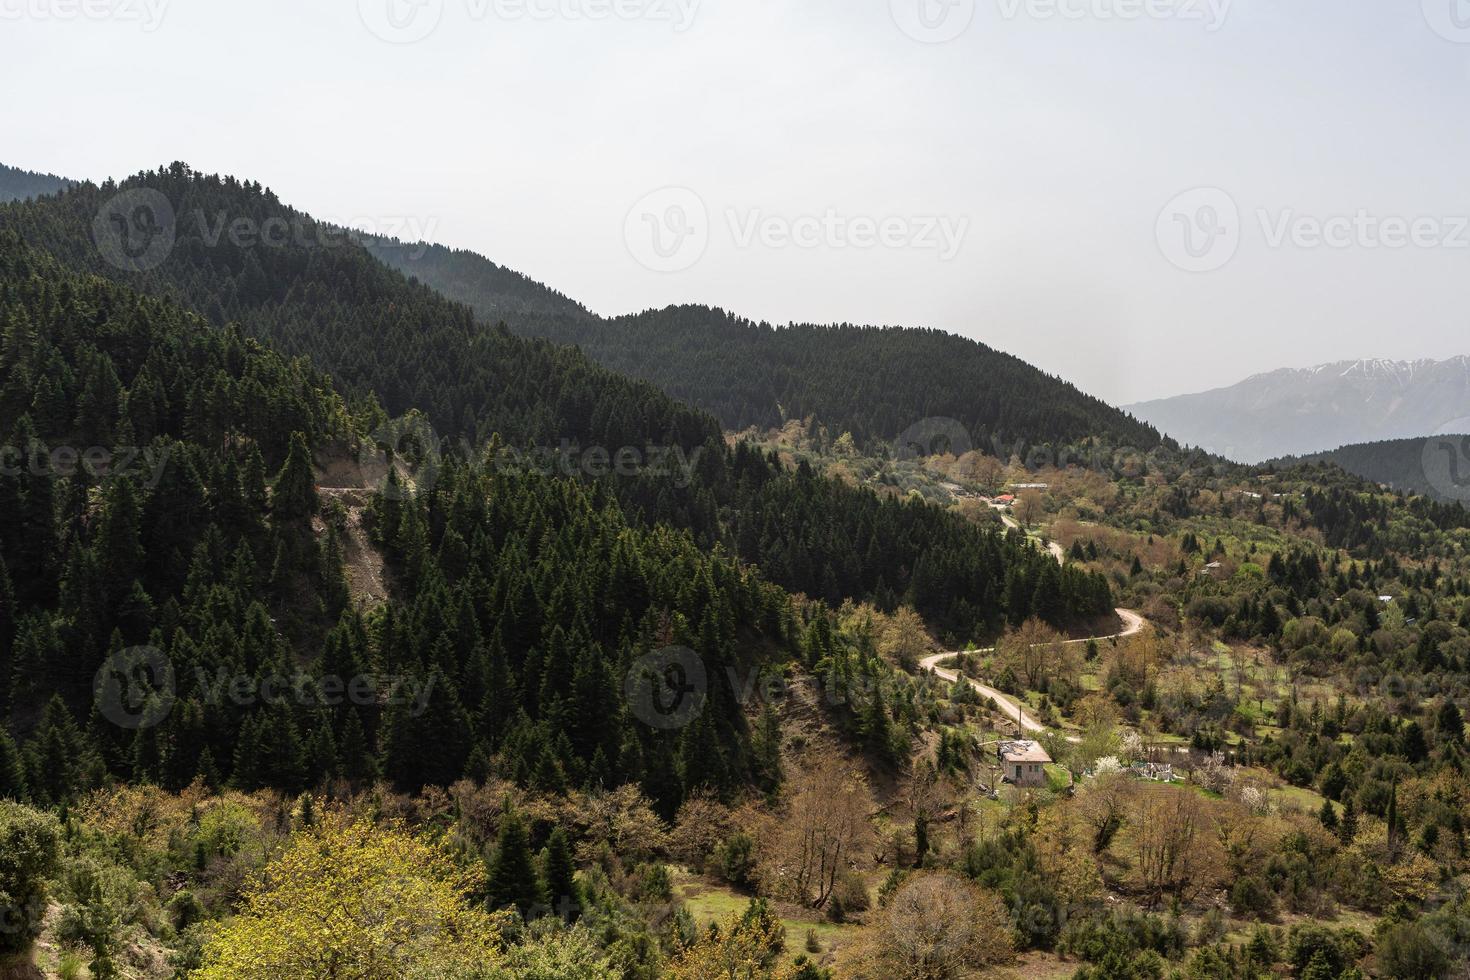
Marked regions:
[0,230,798,812]
[1275,436,1470,505]
[0,163,71,204]
[371,239,1166,454]
[0,165,1111,644]
[10,161,1469,980]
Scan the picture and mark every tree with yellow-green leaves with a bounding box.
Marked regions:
[192,814,508,979]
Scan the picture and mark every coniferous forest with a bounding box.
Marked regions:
[3,162,1470,980]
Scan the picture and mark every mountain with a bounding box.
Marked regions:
[0,228,795,808]
[0,164,715,455]
[0,162,71,203]
[1126,357,1470,463]
[370,239,1165,455]
[1,164,1111,643]
[1275,434,1470,504]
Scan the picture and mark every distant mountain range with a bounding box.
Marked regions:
[1126,358,1470,463]
[0,162,71,203]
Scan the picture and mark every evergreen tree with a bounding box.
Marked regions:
[540,826,580,922]
[485,806,545,917]
[271,432,318,522]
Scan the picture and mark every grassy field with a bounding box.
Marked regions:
[668,866,866,968]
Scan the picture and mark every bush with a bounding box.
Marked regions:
[635,863,672,903]
[1376,922,1450,979]
[715,832,757,890]
[0,801,62,956]
[825,871,870,923]
[1229,874,1278,920]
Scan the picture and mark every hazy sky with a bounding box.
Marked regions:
[5,0,1470,404]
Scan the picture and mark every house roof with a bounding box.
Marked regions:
[998,740,1052,764]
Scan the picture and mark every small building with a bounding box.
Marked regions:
[995,494,1016,505]
[998,740,1052,787]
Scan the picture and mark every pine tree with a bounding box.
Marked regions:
[540,826,579,922]
[270,431,318,522]
[1339,797,1358,845]
[0,729,25,799]
[1318,799,1338,831]
[485,806,545,917]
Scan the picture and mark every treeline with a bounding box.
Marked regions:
[0,234,798,815]
[1,165,1113,644]
[0,163,718,454]
[0,162,71,204]
[374,242,1165,452]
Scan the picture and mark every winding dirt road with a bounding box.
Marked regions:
[923,502,1147,739]
[919,609,1144,738]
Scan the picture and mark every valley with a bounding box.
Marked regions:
[0,164,1465,980]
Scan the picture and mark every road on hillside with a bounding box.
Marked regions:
[927,502,1147,741]
[919,609,1144,741]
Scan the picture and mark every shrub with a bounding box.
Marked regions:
[0,801,62,956]
[1375,922,1450,979]
[715,832,757,889]
[1229,874,1278,920]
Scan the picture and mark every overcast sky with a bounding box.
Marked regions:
[5,0,1470,403]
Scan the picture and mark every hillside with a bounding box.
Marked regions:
[1127,357,1470,463]
[0,164,1112,645]
[0,162,70,203]
[371,239,1165,454]
[1275,433,1470,504]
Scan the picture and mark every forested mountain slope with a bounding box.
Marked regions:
[0,164,714,454]
[0,231,794,813]
[372,239,1165,453]
[0,162,71,203]
[0,164,1113,643]
[1275,434,1470,505]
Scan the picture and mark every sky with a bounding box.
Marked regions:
[4,0,1470,404]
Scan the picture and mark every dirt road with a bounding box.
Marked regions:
[918,608,1144,739]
